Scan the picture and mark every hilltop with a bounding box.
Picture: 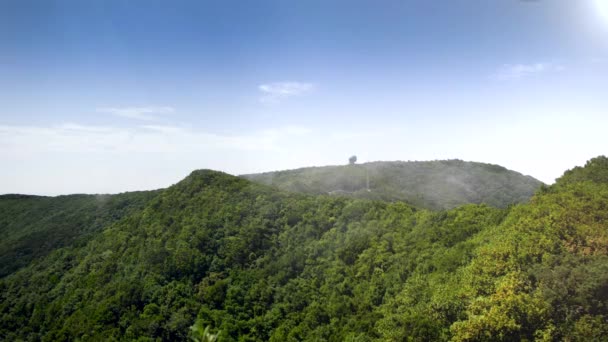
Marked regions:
[243,160,543,210]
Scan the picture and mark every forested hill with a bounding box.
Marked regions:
[242,160,543,210]
[0,191,159,277]
[1,157,608,341]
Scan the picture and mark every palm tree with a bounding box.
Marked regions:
[190,320,219,342]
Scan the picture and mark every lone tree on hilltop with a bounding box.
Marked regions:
[349,155,357,165]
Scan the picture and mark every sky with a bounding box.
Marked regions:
[1,0,607,195]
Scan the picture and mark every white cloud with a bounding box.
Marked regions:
[258,82,314,103]
[493,63,564,81]
[96,106,175,120]
[0,122,320,194]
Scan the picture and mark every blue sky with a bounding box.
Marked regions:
[1,0,607,194]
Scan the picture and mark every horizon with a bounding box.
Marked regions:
[2,0,607,195]
[0,156,579,197]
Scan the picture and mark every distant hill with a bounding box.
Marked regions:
[0,190,158,277]
[242,160,543,210]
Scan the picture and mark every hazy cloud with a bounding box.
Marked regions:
[0,123,312,156]
[96,106,175,120]
[494,63,564,81]
[258,82,314,103]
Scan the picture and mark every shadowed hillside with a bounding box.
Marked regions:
[0,190,159,278]
[243,160,543,210]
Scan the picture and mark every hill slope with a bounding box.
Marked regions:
[0,191,159,278]
[1,157,607,341]
[242,160,543,210]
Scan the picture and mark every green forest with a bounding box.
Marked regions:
[1,157,608,341]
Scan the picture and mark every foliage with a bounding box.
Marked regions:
[0,190,158,277]
[556,155,608,186]
[190,320,219,342]
[1,157,607,341]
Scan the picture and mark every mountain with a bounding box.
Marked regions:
[1,157,607,341]
[242,160,543,210]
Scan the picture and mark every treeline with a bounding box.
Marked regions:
[1,157,607,341]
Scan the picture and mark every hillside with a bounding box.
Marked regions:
[1,157,607,341]
[0,191,159,278]
[242,160,543,210]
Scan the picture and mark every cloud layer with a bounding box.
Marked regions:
[96,106,175,120]
[494,63,564,81]
[0,122,318,194]
[0,123,312,156]
[258,82,314,103]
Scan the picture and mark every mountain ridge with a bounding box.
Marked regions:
[242,159,543,210]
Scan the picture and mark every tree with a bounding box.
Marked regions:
[190,320,219,342]
[349,156,357,165]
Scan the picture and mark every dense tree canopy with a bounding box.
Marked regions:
[1,157,607,341]
[0,191,158,277]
